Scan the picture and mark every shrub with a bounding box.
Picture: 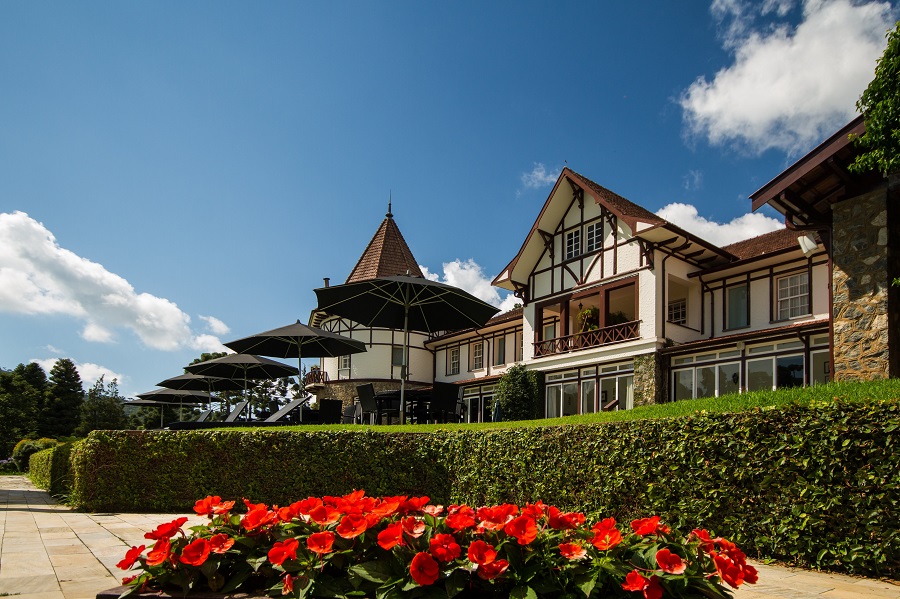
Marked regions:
[13,437,59,472]
[494,364,543,421]
[29,442,76,497]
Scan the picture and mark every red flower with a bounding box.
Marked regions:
[144,517,187,540]
[521,501,546,520]
[656,548,686,574]
[336,514,368,539]
[116,545,145,570]
[548,506,586,530]
[295,497,323,515]
[467,540,497,565]
[559,542,587,560]
[476,504,518,531]
[282,573,295,595]
[194,495,222,516]
[179,538,210,567]
[631,516,668,536]
[370,497,402,520]
[401,516,425,538]
[209,533,234,554]
[377,522,405,550]
[277,501,304,522]
[268,538,299,566]
[622,571,661,599]
[308,504,341,525]
[429,533,461,562]
[399,496,431,514]
[691,528,715,553]
[590,518,623,550]
[122,575,137,585]
[307,531,335,555]
[424,504,445,517]
[410,551,440,586]
[503,515,538,545]
[477,559,509,580]
[712,552,758,588]
[445,505,476,531]
[242,506,276,531]
[146,539,171,566]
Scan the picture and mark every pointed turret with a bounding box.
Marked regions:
[345,203,423,283]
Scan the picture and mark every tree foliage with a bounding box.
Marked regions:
[75,375,128,436]
[851,20,900,177]
[494,364,543,421]
[42,358,84,438]
[0,363,46,456]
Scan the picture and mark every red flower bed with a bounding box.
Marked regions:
[116,491,756,598]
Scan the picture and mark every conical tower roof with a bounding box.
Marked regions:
[345,204,423,283]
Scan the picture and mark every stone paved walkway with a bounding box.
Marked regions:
[0,475,898,598]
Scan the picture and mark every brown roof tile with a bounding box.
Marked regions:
[566,169,666,227]
[345,212,423,283]
[721,228,798,260]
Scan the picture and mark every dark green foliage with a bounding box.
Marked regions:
[29,442,75,496]
[63,385,900,578]
[851,20,900,177]
[42,358,84,438]
[0,363,47,456]
[494,364,542,421]
[12,437,58,471]
[75,376,128,436]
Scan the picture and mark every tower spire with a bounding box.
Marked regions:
[387,191,393,219]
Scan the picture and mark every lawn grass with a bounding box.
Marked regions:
[232,378,900,433]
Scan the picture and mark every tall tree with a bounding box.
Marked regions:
[0,363,46,455]
[75,376,128,436]
[851,20,900,177]
[41,358,84,438]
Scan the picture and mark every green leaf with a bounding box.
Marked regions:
[510,585,538,599]
[349,560,396,583]
[574,573,597,598]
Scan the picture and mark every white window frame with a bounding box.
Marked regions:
[338,354,351,379]
[447,347,460,375]
[776,273,810,320]
[471,341,484,370]
[726,284,749,330]
[565,230,581,260]
[493,335,505,366]
[585,222,602,253]
[667,298,687,325]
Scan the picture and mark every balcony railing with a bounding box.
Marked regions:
[533,320,640,358]
[304,370,329,387]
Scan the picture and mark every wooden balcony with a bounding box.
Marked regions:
[533,320,640,358]
[304,369,329,389]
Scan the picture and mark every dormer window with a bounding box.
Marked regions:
[565,230,581,259]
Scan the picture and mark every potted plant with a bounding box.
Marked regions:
[103,491,757,599]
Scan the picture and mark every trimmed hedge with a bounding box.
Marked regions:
[29,442,77,497]
[69,399,900,577]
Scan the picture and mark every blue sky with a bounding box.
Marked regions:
[1,1,896,398]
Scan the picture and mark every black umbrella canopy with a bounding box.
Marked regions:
[314,275,499,423]
[313,275,500,334]
[183,353,299,381]
[157,373,245,393]
[136,388,217,402]
[224,321,367,359]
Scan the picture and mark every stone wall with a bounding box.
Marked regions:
[633,352,666,406]
[832,187,895,380]
[319,380,427,408]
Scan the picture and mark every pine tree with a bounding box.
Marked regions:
[75,376,128,436]
[0,363,46,455]
[42,359,84,438]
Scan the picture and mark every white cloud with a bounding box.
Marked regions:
[45,344,63,355]
[0,211,227,352]
[682,0,895,155]
[30,358,125,389]
[683,170,704,191]
[521,163,559,189]
[200,315,230,336]
[420,259,520,314]
[656,203,784,245]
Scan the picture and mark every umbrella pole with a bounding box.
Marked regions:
[400,303,409,425]
[298,347,303,423]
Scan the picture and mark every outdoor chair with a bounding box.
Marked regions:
[357,384,399,424]
[318,399,343,424]
[428,382,461,423]
[195,409,212,423]
[263,396,307,423]
[224,400,250,422]
[341,403,357,424]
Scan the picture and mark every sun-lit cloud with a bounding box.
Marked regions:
[683,170,704,191]
[521,163,560,189]
[30,358,126,389]
[420,259,520,314]
[45,344,63,355]
[657,203,784,245]
[200,315,230,336]
[0,211,227,353]
[681,0,895,155]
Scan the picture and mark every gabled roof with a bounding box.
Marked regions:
[425,306,523,345]
[345,207,423,283]
[721,228,804,261]
[492,168,734,291]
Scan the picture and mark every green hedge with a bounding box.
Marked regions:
[29,442,77,497]
[68,399,900,577]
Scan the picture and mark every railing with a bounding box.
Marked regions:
[304,370,329,386]
[533,320,640,358]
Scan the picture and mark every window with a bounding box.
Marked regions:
[726,284,748,329]
[585,222,602,253]
[811,350,830,385]
[471,342,484,370]
[338,354,351,379]
[446,347,460,375]
[515,330,524,361]
[565,230,581,259]
[668,299,686,325]
[777,273,809,320]
[391,346,404,367]
[543,322,556,340]
[493,336,505,366]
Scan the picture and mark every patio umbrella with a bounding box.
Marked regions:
[184,354,299,418]
[156,373,245,412]
[132,390,211,427]
[223,320,367,420]
[314,275,499,423]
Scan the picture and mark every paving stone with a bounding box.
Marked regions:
[0,574,61,594]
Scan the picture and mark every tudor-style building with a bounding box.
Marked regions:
[311,117,897,420]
